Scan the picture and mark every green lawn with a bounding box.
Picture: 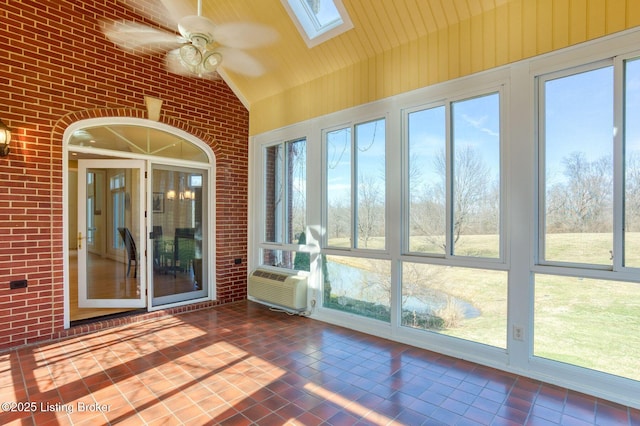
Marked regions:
[324,232,640,382]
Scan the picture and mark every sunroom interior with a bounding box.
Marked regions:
[2,0,640,419]
[242,0,640,411]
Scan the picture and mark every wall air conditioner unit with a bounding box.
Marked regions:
[248,268,308,311]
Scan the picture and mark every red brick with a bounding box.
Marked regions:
[0,0,249,352]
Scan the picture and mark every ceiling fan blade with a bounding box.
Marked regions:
[103,21,184,52]
[213,22,279,49]
[123,0,194,28]
[217,47,266,77]
[177,15,217,40]
[158,0,196,22]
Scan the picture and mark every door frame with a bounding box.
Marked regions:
[63,117,217,329]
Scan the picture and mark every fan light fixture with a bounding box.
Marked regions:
[177,16,223,76]
[0,119,11,157]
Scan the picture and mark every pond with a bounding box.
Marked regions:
[325,258,480,320]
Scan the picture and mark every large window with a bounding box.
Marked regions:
[263,138,307,270]
[539,57,640,269]
[402,263,508,348]
[325,118,386,250]
[251,33,640,408]
[540,65,614,266]
[403,91,505,347]
[624,58,640,267]
[535,55,640,380]
[323,118,388,320]
[407,93,502,259]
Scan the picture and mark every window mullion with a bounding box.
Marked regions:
[614,55,625,271]
[351,125,358,249]
[445,102,454,258]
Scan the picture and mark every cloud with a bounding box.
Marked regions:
[461,113,499,137]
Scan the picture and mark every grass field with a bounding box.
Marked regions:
[325,233,640,382]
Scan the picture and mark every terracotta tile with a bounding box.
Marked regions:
[0,301,636,426]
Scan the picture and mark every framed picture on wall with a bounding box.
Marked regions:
[153,192,164,213]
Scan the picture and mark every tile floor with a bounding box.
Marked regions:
[0,301,638,425]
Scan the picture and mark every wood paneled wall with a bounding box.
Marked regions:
[250,0,640,135]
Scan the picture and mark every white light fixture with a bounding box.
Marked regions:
[177,15,223,77]
[0,119,11,157]
[167,176,194,201]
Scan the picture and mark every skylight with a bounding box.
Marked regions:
[281,0,353,48]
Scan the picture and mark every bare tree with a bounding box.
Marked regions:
[625,152,640,231]
[451,145,493,243]
[546,152,612,233]
[357,174,384,247]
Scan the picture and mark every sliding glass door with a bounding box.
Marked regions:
[151,165,208,305]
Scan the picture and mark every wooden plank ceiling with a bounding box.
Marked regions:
[131,0,511,107]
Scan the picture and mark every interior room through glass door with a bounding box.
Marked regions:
[151,165,208,306]
[77,159,146,308]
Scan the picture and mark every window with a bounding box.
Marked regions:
[403,91,505,347]
[402,263,508,348]
[111,172,126,249]
[535,55,640,381]
[539,58,640,269]
[323,118,388,320]
[624,58,640,267]
[263,138,307,270]
[539,65,614,266]
[534,273,640,380]
[281,0,353,47]
[323,255,391,322]
[407,92,502,259]
[324,118,386,250]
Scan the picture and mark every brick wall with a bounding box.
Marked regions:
[0,0,249,351]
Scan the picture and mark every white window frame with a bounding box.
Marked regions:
[402,87,507,265]
[535,53,640,278]
[321,116,388,254]
[280,0,353,48]
[258,137,310,270]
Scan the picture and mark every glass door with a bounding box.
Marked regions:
[77,159,146,308]
[151,165,208,306]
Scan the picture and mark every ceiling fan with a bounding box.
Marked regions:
[103,0,279,79]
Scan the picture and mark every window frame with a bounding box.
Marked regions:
[402,87,507,265]
[259,136,309,270]
[321,116,388,254]
[535,59,633,272]
[280,0,353,48]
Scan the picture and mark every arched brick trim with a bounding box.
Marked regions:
[52,108,219,156]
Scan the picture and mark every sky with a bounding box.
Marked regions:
[315,56,640,217]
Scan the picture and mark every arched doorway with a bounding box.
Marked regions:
[63,118,215,324]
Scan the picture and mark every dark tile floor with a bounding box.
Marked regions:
[0,301,638,425]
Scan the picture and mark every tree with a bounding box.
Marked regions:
[357,174,384,247]
[411,146,493,251]
[625,152,640,231]
[293,232,310,271]
[546,152,612,233]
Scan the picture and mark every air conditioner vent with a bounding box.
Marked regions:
[248,268,307,311]
[252,269,288,282]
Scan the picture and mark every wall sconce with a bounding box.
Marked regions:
[0,119,11,157]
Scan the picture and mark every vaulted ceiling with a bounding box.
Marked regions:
[126,0,513,107]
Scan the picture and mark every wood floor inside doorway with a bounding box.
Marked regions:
[69,251,199,322]
[69,251,139,321]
